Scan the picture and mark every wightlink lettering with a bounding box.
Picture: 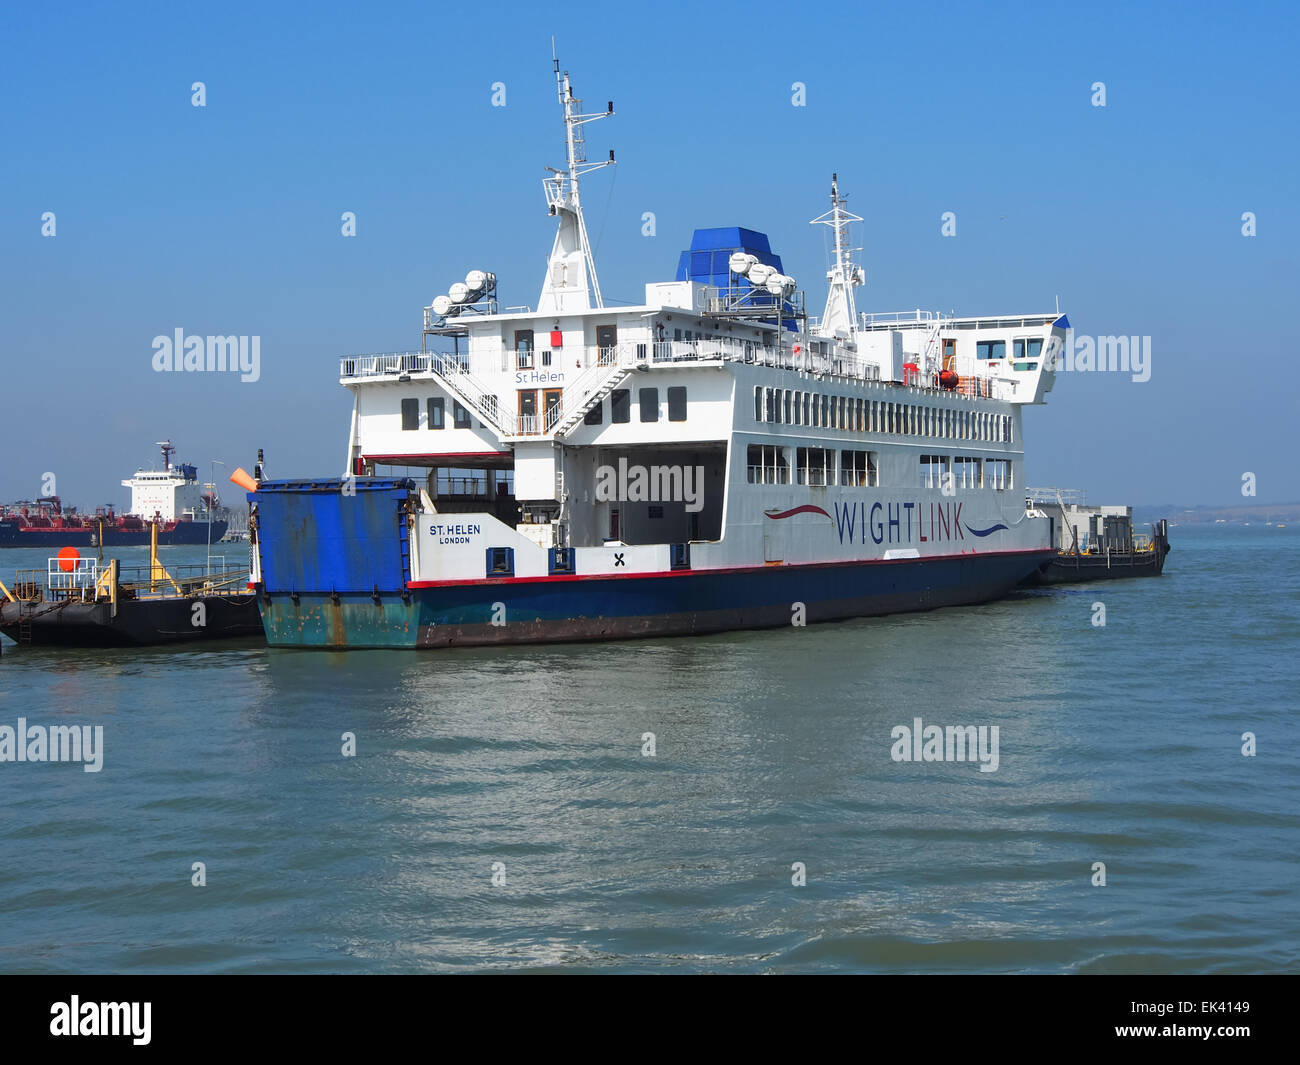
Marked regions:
[833,500,966,546]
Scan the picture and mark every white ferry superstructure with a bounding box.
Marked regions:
[248,62,1065,648]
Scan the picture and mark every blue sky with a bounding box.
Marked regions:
[2,0,1296,508]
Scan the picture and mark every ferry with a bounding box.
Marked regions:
[248,61,1066,648]
[0,442,228,548]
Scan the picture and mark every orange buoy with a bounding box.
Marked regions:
[57,546,80,572]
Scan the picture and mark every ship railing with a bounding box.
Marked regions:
[859,309,940,330]
[339,351,516,435]
[44,557,104,599]
[543,342,645,437]
[1026,487,1087,506]
[115,562,251,597]
[13,569,49,601]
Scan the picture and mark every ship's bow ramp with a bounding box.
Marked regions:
[251,478,421,647]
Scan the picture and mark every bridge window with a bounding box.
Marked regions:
[611,389,630,423]
[639,387,659,422]
[668,386,687,422]
[427,397,444,430]
[976,339,1005,360]
[1014,338,1044,362]
[401,398,419,431]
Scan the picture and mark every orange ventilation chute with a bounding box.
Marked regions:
[230,468,259,493]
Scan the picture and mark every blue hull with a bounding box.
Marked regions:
[250,477,1051,649]
[258,550,1052,649]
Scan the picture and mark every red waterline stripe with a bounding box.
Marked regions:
[406,547,1054,588]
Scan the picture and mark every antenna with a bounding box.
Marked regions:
[538,53,615,314]
[810,173,864,339]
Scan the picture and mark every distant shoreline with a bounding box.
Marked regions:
[1132,501,1300,525]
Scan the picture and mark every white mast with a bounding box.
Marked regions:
[810,173,864,341]
[538,51,615,314]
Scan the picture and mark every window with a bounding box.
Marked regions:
[427,397,444,430]
[782,390,791,424]
[841,450,878,487]
[584,401,603,426]
[953,456,981,489]
[754,386,763,422]
[920,454,950,489]
[765,388,777,423]
[515,329,534,369]
[746,444,790,484]
[401,398,419,431]
[1013,338,1044,366]
[976,339,1006,360]
[453,401,470,428]
[542,348,552,367]
[668,386,687,422]
[639,387,659,422]
[611,389,630,423]
[986,459,1011,490]
[796,447,833,487]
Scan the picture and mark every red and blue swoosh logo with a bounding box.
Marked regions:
[964,522,1008,537]
[765,505,831,520]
